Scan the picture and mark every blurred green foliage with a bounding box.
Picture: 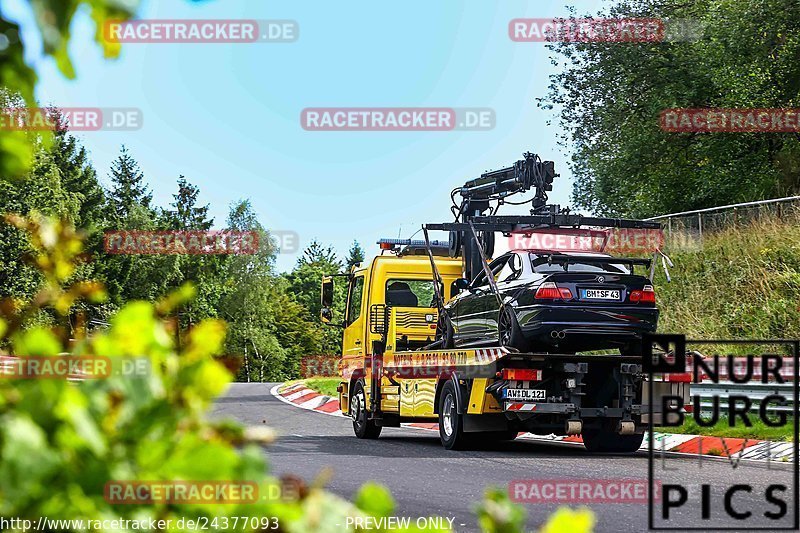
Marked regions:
[0,0,140,177]
[0,215,546,532]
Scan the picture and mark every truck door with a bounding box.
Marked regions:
[342,273,366,365]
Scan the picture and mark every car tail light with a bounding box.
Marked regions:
[629,285,656,304]
[535,282,573,300]
[501,368,542,381]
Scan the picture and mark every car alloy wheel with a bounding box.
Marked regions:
[499,306,515,347]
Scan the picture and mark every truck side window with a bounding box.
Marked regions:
[346,275,365,326]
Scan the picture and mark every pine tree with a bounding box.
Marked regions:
[345,240,365,270]
[166,176,213,230]
[49,112,105,229]
[297,239,340,269]
[107,145,152,222]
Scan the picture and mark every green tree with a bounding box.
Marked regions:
[346,239,365,271]
[284,240,344,355]
[106,145,153,224]
[165,176,213,230]
[287,240,342,321]
[49,117,105,230]
[159,176,221,328]
[541,0,800,217]
[219,200,319,381]
[0,101,81,302]
[97,146,160,308]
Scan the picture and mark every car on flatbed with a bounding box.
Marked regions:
[439,250,658,356]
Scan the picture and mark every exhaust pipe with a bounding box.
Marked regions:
[565,420,582,435]
[550,330,566,339]
[617,421,635,435]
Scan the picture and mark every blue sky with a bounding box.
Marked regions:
[4,0,604,271]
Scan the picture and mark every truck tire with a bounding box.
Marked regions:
[351,380,381,439]
[582,425,644,453]
[438,381,470,450]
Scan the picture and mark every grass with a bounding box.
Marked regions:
[655,212,800,344]
[657,417,793,441]
[302,377,341,397]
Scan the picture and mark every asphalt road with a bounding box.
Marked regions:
[212,383,796,532]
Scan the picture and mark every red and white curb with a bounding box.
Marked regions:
[271,382,345,417]
[273,382,794,463]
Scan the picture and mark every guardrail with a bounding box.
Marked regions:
[643,194,800,244]
[691,381,795,413]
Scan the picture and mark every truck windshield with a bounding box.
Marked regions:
[385,279,437,307]
[529,254,632,274]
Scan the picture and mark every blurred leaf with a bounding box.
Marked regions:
[539,507,595,533]
[12,326,61,355]
[475,487,526,533]
[354,481,395,518]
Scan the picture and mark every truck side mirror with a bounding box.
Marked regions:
[321,277,335,324]
[451,277,470,295]
[321,276,334,308]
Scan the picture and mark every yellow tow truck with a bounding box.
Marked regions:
[320,151,687,451]
[321,239,685,451]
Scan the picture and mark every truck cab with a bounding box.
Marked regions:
[321,241,462,419]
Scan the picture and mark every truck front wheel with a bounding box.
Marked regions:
[352,380,382,439]
[438,381,470,450]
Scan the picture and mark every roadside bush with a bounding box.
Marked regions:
[0,215,388,531]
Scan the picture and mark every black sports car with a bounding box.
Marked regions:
[438,250,658,354]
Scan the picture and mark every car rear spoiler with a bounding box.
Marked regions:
[536,253,652,270]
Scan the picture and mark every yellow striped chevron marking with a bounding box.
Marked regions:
[385,347,510,371]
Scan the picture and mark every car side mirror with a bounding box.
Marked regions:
[451,277,470,295]
[320,306,333,324]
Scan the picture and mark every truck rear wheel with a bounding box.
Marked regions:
[352,381,381,439]
[438,381,470,450]
[582,424,644,453]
